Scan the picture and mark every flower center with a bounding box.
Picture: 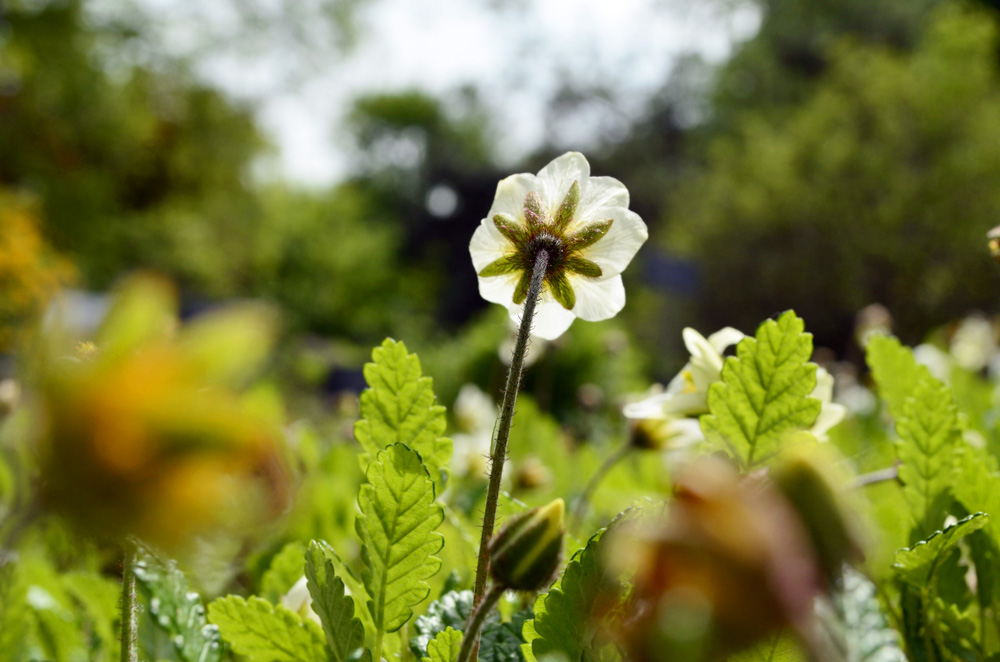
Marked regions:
[525,231,566,275]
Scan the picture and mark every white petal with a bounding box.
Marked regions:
[486,172,540,221]
[622,393,671,419]
[577,176,630,220]
[811,403,847,441]
[707,327,745,354]
[469,219,510,273]
[578,207,647,277]
[507,294,576,340]
[660,391,710,417]
[569,275,626,322]
[478,271,519,307]
[811,366,835,404]
[536,152,590,212]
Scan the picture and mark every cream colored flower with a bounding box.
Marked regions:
[281,576,322,625]
[622,327,744,419]
[810,367,847,442]
[470,152,648,340]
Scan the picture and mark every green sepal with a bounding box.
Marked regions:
[513,270,532,305]
[479,256,522,278]
[546,272,576,310]
[494,214,528,248]
[490,498,565,591]
[523,192,548,231]
[565,220,613,251]
[564,256,602,278]
[553,180,580,233]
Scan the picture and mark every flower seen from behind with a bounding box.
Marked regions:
[470,152,648,340]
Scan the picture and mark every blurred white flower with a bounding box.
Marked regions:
[810,367,847,442]
[950,314,996,372]
[281,576,321,625]
[451,384,497,479]
[622,327,744,419]
[470,152,648,340]
[914,343,952,383]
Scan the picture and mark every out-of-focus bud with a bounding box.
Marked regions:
[608,458,825,661]
[771,447,864,586]
[513,456,552,491]
[0,379,20,418]
[988,225,1000,263]
[489,498,565,591]
[854,304,892,348]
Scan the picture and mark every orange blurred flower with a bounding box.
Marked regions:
[34,275,289,549]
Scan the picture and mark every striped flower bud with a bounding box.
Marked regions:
[489,498,565,591]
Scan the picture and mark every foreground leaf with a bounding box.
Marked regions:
[133,549,222,662]
[701,311,821,469]
[895,376,961,536]
[422,628,462,662]
[261,541,306,604]
[306,541,366,662]
[357,443,445,641]
[893,512,989,587]
[208,596,328,662]
[523,508,639,662]
[818,567,906,662]
[353,339,452,482]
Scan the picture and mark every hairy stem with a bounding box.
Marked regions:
[119,541,138,662]
[570,441,632,530]
[457,585,505,662]
[851,464,899,489]
[472,250,550,607]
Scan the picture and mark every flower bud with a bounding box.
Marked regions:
[770,447,863,585]
[489,498,565,591]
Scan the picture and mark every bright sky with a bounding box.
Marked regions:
[139,0,762,185]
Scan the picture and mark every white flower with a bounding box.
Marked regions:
[470,152,648,340]
[281,576,321,625]
[810,367,847,442]
[622,327,744,419]
[451,384,497,479]
[950,314,996,372]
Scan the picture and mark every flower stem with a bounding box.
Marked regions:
[472,250,550,607]
[120,540,138,662]
[851,464,899,489]
[457,584,505,662]
[570,441,633,530]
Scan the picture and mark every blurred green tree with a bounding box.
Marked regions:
[666,5,1000,350]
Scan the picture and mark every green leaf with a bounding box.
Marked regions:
[354,339,452,483]
[866,334,933,422]
[208,595,329,662]
[819,567,906,662]
[524,508,639,662]
[305,541,365,662]
[701,311,821,468]
[132,549,222,662]
[893,512,989,587]
[728,633,808,662]
[261,541,306,604]
[0,565,28,662]
[481,609,532,662]
[895,375,961,535]
[422,627,463,662]
[356,442,445,638]
[411,591,474,658]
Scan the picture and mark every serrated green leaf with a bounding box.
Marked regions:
[133,549,223,662]
[893,512,989,587]
[261,541,307,604]
[895,375,961,536]
[701,311,821,469]
[422,627,462,662]
[357,442,445,641]
[208,595,329,662]
[305,541,365,662]
[354,339,452,482]
[411,590,475,657]
[0,565,28,662]
[866,335,934,422]
[525,508,639,662]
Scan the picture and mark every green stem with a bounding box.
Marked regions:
[570,441,632,530]
[472,249,550,606]
[120,541,138,662]
[457,585,505,662]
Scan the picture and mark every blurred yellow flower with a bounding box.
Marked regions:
[0,192,75,351]
[33,275,289,549]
